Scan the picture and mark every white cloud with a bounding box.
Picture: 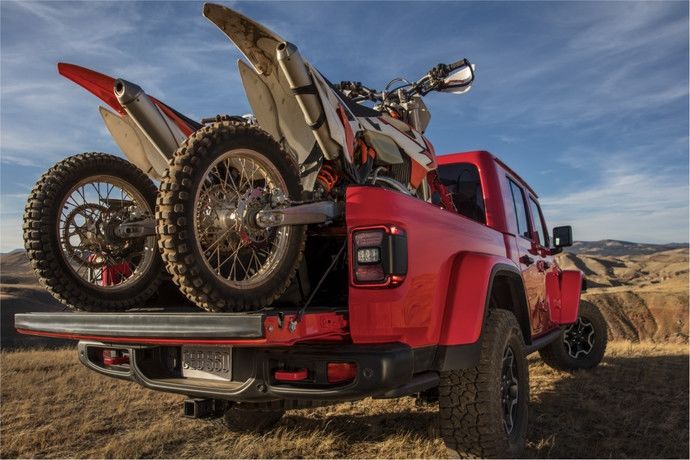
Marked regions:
[541,161,689,244]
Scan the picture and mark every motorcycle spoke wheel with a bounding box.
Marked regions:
[58,175,155,291]
[193,149,291,289]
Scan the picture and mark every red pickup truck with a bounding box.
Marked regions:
[16,150,607,458]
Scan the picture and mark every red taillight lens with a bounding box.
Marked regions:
[354,230,384,247]
[327,362,357,383]
[352,226,407,286]
[355,264,385,282]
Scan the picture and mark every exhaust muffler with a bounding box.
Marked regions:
[114,79,184,160]
[276,42,340,160]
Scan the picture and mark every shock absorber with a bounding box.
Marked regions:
[316,164,340,193]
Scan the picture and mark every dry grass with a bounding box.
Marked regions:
[1,341,687,458]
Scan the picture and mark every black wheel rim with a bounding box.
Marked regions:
[563,317,595,359]
[501,345,519,434]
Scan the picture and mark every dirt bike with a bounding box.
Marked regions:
[23,3,475,312]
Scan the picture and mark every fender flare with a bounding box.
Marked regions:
[434,253,531,370]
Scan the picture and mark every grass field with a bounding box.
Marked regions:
[1,341,687,458]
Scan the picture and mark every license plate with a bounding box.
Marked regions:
[181,346,232,381]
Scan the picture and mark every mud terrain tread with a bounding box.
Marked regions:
[439,309,528,458]
[156,121,306,312]
[23,153,164,311]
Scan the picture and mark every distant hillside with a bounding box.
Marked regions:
[566,239,687,257]
[556,247,688,342]
[1,243,688,345]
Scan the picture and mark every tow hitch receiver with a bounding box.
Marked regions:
[183,398,226,419]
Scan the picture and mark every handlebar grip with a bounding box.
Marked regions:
[447,58,469,72]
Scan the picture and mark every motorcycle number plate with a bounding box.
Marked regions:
[181,346,232,381]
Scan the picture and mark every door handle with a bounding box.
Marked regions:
[520,255,534,266]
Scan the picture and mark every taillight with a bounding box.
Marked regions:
[351,226,407,286]
[327,362,357,383]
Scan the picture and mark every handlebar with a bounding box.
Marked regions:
[338,57,473,106]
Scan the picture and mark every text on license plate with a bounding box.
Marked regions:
[181,346,232,381]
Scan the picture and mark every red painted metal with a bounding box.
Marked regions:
[555,270,583,324]
[274,368,309,381]
[346,186,507,347]
[439,253,519,345]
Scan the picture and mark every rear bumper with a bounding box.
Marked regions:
[78,341,439,402]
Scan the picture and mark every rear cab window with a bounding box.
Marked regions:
[438,162,486,224]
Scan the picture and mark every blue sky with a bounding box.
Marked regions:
[1,1,688,251]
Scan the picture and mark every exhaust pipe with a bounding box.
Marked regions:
[114,79,182,160]
[276,42,340,160]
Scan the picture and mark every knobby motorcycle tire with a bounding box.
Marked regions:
[23,153,164,311]
[156,122,307,312]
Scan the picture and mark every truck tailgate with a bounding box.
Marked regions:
[14,310,348,346]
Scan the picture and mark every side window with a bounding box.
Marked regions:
[438,163,486,224]
[528,196,549,247]
[508,179,530,239]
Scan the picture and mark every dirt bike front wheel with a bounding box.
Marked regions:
[156,122,306,312]
[23,153,164,311]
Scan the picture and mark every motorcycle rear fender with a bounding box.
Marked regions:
[98,107,168,180]
[58,63,200,179]
[237,60,319,190]
[205,3,356,189]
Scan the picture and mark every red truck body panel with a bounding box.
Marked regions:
[347,185,509,348]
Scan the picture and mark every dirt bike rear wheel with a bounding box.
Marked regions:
[156,122,306,312]
[23,153,164,311]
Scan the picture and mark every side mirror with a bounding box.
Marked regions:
[439,64,475,94]
[552,226,573,249]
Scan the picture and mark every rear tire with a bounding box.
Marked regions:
[539,301,607,371]
[156,122,306,312]
[23,153,164,311]
[439,309,529,458]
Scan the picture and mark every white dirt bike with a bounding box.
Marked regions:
[23,3,474,312]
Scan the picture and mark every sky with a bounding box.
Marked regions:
[1,1,688,251]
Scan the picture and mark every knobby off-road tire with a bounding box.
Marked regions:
[539,301,608,371]
[221,402,285,433]
[156,122,307,312]
[439,309,529,458]
[23,153,164,311]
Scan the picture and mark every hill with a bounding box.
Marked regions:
[556,246,688,342]
[566,239,687,257]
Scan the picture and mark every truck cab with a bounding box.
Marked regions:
[16,150,607,458]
